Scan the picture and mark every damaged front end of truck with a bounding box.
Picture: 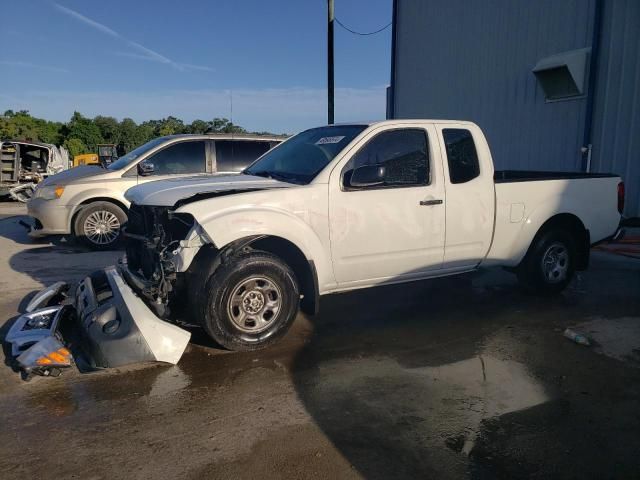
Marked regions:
[5,204,206,379]
[5,172,294,379]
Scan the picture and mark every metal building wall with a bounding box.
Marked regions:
[392,0,639,216]
[393,0,595,172]
[590,0,640,217]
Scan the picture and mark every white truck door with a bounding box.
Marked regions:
[328,124,445,286]
[436,124,495,268]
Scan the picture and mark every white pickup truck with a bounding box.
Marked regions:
[113,119,622,353]
[12,120,623,372]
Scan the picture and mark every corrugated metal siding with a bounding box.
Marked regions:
[590,0,640,217]
[394,0,595,173]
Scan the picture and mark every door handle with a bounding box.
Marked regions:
[419,199,443,206]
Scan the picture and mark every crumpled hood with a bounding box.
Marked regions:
[41,165,105,185]
[125,173,296,207]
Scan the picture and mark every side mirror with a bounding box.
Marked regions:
[138,161,155,176]
[350,165,386,188]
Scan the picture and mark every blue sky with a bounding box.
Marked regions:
[0,0,392,133]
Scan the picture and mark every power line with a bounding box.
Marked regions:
[335,17,391,36]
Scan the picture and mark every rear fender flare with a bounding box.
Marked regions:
[511,201,588,266]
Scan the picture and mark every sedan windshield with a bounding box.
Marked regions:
[107,137,168,171]
[244,125,367,184]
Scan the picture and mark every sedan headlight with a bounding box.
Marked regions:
[36,185,65,200]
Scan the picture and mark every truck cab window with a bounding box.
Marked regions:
[343,128,429,189]
[443,129,480,184]
[215,141,272,172]
[146,140,206,175]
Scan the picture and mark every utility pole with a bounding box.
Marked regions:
[327,0,334,124]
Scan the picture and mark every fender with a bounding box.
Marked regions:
[65,189,131,230]
[508,196,590,265]
[177,202,336,291]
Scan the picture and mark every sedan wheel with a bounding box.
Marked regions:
[74,201,127,250]
[83,210,121,246]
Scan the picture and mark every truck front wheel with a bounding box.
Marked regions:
[199,250,300,351]
[517,229,576,294]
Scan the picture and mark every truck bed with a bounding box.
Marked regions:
[485,172,621,268]
[494,170,617,183]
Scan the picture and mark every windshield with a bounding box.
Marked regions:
[107,137,167,171]
[244,125,367,184]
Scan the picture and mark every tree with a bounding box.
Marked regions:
[118,118,147,152]
[0,109,266,154]
[63,137,88,157]
[34,118,64,145]
[208,117,246,134]
[0,110,39,140]
[63,112,104,152]
[94,116,120,145]
[156,116,186,136]
[187,119,209,134]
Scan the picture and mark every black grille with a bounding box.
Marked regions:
[127,204,152,236]
[125,205,155,278]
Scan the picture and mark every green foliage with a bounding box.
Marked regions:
[93,116,120,144]
[63,111,104,152]
[0,110,39,141]
[63,137,88,157]
[0,110,271,155]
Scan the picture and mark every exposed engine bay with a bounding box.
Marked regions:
[124,203,204,318]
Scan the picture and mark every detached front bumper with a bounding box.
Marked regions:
[75,266,191,367]
[5,266,191,377]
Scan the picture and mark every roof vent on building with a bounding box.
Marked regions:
[533,48,591,101]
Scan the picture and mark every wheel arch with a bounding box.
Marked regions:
[521,213,590,271]
[70,197,129,235]
[249,235,319,315]
[189,235,320,315]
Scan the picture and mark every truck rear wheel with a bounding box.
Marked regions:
[199,250,300,351]
[517,229,576,294]
[74,201,127,250]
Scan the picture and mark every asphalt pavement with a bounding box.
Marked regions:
[1,202,639,479]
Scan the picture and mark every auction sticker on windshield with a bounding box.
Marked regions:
[316,136,345,145]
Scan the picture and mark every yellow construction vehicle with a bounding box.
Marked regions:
[97,144,118,166]
[72,153,100,167]
[71,144,118,168]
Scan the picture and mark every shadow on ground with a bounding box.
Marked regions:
[2,214,121,287]
[289,254,640,478]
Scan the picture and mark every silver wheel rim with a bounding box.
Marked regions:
[83,210,120,245]
[541,241,569,283]
[227,276,282,333]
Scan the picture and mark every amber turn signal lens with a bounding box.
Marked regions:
[35,347,71,366]
[48,352,66,363]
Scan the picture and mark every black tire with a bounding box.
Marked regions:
[517,228,576,294]
[198,249,299,351]
[74,201,127,250]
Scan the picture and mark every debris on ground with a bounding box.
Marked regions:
[564,328,591,346]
